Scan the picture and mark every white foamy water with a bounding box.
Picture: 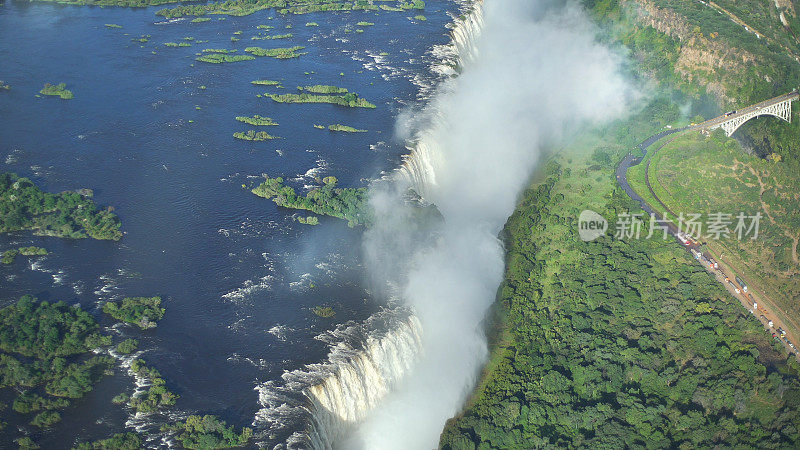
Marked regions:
[253,308,422,449]
[268,324,294,342]
[222,274,277,302]
[395,5,484,199]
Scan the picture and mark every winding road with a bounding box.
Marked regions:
[616,123,800,360]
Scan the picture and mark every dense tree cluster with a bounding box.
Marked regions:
[115,338,138,355]
[102,296,165,329]
[0,173,122,241]
[162,415,253,449]
[1,246,47,265]
[74,432,142,450]
[440,167,800,448]
[128,359,178,413]
[252,176,371,227]
[0,296,114,433]
[0,296,104,359]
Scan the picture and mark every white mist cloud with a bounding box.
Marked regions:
[352,1,634,448]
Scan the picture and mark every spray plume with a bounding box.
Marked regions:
[350,0,634,448]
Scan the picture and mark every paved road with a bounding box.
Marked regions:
[615,123,800,360]
[615,126,687,217]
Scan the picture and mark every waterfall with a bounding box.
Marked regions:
[451,3,484,66]
[253,308,423,449]
[396,3,484,199]
[304,314,422,448]
[254,2,486,448]
[395,127,443,200]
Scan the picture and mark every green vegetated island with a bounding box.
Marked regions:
[126,358,178,413]
[300,84,349,94]
[233,114,279,141]
[0,296,115,436]
[245,45,305,58]
[327,124,366,132]
[74,432,142,449]
[196,48,255,64]
[102,296,165,329]
[154,0,423,19]
[0,294,250,448]
[236,115,278,126]
[251,79,281,86]
[439,0,800,445]
[265,85,376,108]
[311,306,335,317]
[0,173,122,240]
[251,175,370,227]
[2,246,48,265]
[162,415,253,448]
[115,338,138,355]
[234,130,279,141]
[39,83,73,100]
[249,175,443,230]
[133,34,151,43]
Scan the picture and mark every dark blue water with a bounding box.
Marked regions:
[0,1,458,446]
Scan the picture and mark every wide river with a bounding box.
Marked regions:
[0,1,461,446]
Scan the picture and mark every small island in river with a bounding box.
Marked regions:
[1,246,48,265]
[39,83,73,99]
[251,175,370,227]
[0,173,122,240]
[266,92,376,108]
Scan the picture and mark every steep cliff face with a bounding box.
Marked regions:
[623,0,759,104]
[611,0,800,110]
[613,0,800,155]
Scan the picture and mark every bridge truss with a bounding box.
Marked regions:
[709,95,798,136]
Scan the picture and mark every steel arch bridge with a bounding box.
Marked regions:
[702,91,799,136]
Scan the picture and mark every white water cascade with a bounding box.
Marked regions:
[253,308,423,449]
[303,313,422,448]
[396,4,484,198]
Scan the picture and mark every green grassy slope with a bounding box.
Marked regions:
[651,131,800,327]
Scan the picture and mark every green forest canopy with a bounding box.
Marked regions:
[0,296,114,433]
[0,173,122,240]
